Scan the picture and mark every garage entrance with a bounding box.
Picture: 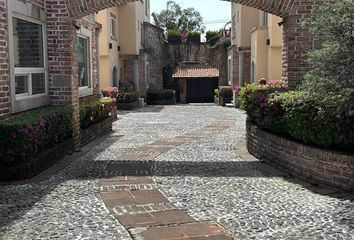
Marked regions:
[186,78,218,103]
[172,66,220,104]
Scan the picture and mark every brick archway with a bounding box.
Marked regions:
[64,0,327,89]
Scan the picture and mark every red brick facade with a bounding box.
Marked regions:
[0,0,10,117]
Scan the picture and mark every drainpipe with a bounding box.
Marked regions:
[96,26,102,98]
[239,51,244,86]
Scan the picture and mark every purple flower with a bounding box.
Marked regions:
[39,117,46,128]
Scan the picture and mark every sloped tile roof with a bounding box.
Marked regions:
[172,67,219,78]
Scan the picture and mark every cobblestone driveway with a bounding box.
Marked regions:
[0,105,353,239]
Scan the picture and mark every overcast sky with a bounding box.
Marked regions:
[150,0,231,32]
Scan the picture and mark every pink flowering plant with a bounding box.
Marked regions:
[0,106,72,162]
[80,98,115,129]
[102,87,119,102]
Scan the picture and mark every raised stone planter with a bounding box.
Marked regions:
[147,97,176,105]
[117,101,138,110]
[0,139,73,181]
[246,120,354,192]
[80,113,117,147]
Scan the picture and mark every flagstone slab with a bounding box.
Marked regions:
[117,210,195,228]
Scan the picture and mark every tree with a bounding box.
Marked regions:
[300,0,354,114]
[153,1,205,33]
[301,0,354,94]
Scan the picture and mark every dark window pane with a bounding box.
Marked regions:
[13,17,44,68]
[32,73,46,94]
[15,75,29,94]
[77,37,90,87]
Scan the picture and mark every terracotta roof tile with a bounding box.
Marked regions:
[172,67,219,78]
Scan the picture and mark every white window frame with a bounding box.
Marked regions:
[7,0,49,113]
[110,15,117,39]
[76,27,93,98]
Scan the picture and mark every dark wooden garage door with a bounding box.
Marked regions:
[186,78,218,103]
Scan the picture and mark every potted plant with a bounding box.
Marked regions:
[206,31,220,46]
[187,31,201,43]
[167,30,182,44]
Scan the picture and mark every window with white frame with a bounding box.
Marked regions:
[13,16,46,97]
[77,36,91,89]
[110,15,117,39]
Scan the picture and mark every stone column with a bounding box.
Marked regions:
[133,59,139,92]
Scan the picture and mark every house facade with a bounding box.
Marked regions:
[97,0,151,97]
[227,3,283,88]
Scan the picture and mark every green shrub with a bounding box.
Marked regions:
[239,83,288,132]
[218,86,233,98]
[272,92,354,151]
[80,98,114,129]
[167,30,181,37]
[214,89,219,97]
[240,83,354,152]
[206,31,220,45]
[119,81,135,92]
[117,91,139,104]
[188,31,200,37]
[0,106,72,162]
[147,89,175,101]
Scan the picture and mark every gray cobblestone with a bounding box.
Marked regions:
[1,105,353,239]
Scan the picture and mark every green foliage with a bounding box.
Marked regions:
[117,92,139,104]
[119,81,135,92]
[240,83,354,152]
[0,106,72,162]
[218,86,233,98]
[239,83,288,131]
[80,98,114,129]
[188,31,201,37]
[147,89,175,101]
[154,1,205,33]
[206,31,220,45]
[167,29,181,37]
[301,0,354,113]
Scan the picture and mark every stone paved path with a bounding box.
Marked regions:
[0,105,353,239]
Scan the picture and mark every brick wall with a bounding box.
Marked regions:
[0,0,10,117]
[168,44,228,86]
[246,120,354,192]
[143,22,166,91]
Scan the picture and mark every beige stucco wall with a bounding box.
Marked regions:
[251,27,268,81]
[97,7,120,90]
[267,46,282,80]
[231,4,259,48]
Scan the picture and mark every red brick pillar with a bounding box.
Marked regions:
[0,0,10,117]
[282,0,328,89]
[47,2,81,149]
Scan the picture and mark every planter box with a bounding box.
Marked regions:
[168,36,182,44]
[117,101,138,110]
[147,97,176,105]
[246,119,354,192]
[0,139,73,181]
[187,35,201,43]
[80,114,116,147]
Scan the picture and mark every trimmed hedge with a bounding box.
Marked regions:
[0,106,72,162]
[80,97,115,129]
[117,91,139,104]
[239,83,354,152]
[147,89,175,101]
[219,86,233,98]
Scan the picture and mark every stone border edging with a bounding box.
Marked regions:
[246,120,354,192]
